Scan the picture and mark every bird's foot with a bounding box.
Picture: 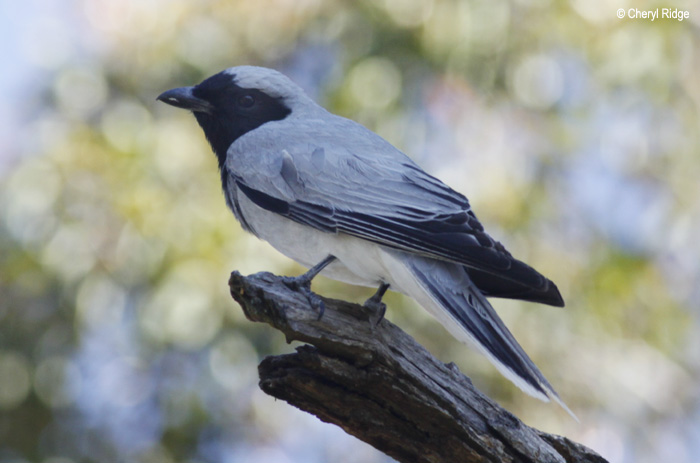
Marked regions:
[282,275,327,320]
[281,255,336,320]
[364,282,390,327]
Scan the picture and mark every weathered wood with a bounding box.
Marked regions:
[228,271,607,463]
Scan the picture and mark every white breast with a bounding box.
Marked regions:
[235,187,395,289]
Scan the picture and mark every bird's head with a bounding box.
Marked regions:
[157,66,309,166]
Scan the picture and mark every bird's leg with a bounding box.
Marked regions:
[364,282,390,327]
[282,255,336,320]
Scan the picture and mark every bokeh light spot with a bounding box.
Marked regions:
[510,53,564,110]
[100,99,153,153]
[41,224,98,282]
[53,66,108,119]
[0,351,32,409]
[571,0,628,24]
[141,272,222,349]
[76,274,127,329]
[348,57,402,110]
[34,355,82,408]
[2,157,61,246]
[382,0,434,27]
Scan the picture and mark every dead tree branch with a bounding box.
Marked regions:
[228,270,607,463]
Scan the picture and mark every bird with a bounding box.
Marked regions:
[157,65,574,417]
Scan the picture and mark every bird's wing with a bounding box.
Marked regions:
[226,119,563,305]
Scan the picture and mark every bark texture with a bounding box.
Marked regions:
[228,270,607,463]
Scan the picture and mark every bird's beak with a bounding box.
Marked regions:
[157,86,214,113]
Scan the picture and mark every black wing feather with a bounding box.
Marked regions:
[235,175,564,307]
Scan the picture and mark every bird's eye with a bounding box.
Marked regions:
[238,94,256,108]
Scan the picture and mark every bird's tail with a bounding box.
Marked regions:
[398,255,577,420]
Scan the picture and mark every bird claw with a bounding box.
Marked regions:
[280,255,336,320]
[364,282,390,327]
[282,275,326,320]
[363,298,386,328]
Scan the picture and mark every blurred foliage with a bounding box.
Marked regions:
[1,1,699,462]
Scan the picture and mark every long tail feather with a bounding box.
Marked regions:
[397,255,577,420]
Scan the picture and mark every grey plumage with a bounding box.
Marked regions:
[157,66,574,418]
